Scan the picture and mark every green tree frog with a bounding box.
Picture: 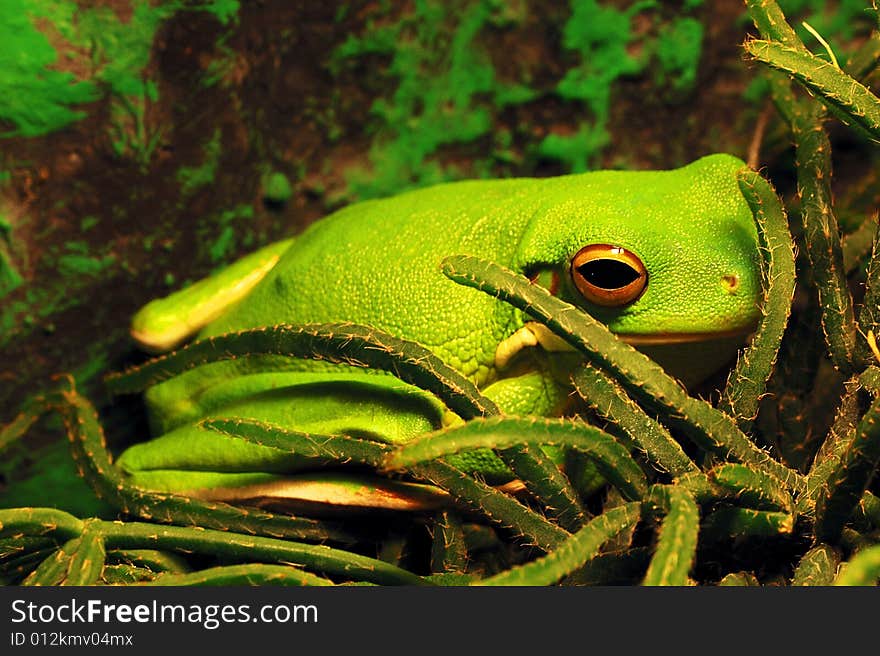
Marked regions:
[118,153,762,508]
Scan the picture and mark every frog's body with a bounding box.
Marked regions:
[118,154,762,503]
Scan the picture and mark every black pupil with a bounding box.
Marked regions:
[578,259,640,290]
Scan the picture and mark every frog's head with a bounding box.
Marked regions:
[516,153,763,383]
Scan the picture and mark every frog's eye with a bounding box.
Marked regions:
[571,244,648,307]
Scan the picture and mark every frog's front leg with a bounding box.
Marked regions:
[131,238,294,353]
[482,317,583,418]
[480,369,572,418]
[477,348,585,478]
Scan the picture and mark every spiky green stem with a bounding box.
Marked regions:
[642,486,699,586]
[384,416,647,502]
[815,392,880,543]
[744,0,803,47]
[792,544,841,585]
[720,170,796,427]
[571,365,698,477]
[203,418,391,468]
[62,525,106,585]
[0,507,83,541]
[106,549,191,574]
[430,511,468,574]
[473,503,641,586]
[718,571,761,586]
[747,39,880,142]
[148,563,335,586]
[93,520,426,585]
[709,463,793,512]
[857,228,880,365]
[58,379,357,544]
[841,214,878,275]
[702,507,793,540]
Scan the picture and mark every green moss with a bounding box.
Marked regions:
[84,4,177,168]
[1,1,239,145]
[200,33,237,89]
[0,0,98,137]
[538,0,655,171]
[262,171,293,204]
[210,226,236,263]
[537,124,610,174]
[334,5,350,23]
[177,129,223,196]
[556,0,651,114]
[195,0,240,25]
[0,211,22,300]
[204,204,255,264]
[79,216,99,232]
[332,0,540,200]
[91,0,237,166]
[654,17,704,94]
[0,233,113,337]
[485,0,528,27]
[57,254,116,277]
[0,251,22,299]
[62,240,89,255]
[0,233,116,342]
[494,83,540,107]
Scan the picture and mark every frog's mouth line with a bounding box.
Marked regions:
[619,326,757,345]
[494,322,756,369]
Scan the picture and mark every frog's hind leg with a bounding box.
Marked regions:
[115,371,450,506]
[131,238,294,353]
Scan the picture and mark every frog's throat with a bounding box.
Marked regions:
[494,321,755,369]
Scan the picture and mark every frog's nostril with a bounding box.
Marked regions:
[721,274,740,294]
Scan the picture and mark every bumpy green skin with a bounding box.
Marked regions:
[119,154,761,492]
